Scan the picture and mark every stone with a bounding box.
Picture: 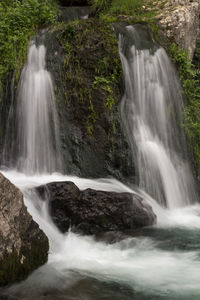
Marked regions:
[157,0,200,58]
[43,19,136,184]
[36,181,156,235]
[0,173,49,286]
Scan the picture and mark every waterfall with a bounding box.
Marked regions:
[119,25,197,209]
[15,42,61,174]
[1,25,200,300]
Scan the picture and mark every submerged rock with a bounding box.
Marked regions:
[36,181,156,235]
[0,173,49,286]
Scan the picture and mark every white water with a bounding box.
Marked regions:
[16,43,61,174]
[1,170,200,299]
[119,25,197,209]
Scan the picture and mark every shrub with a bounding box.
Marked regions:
[169,43,200,171]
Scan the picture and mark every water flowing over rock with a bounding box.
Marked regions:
[36,181,156,235]
[119,24,197,208]
[0,173,49,286]
[4,42,62,174]
[157,0,200,58]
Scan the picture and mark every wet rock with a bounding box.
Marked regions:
[43,19,135,184]
[58,6,91,22]
[36,181,156,235]
[0,173,49,286]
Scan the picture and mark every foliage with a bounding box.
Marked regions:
[0,0,58,95]
[89,0,112,15]
[107,0,143,16]
[89,0,163,40]
[56,19,121,135]
[169,43,200,171]
[93,76,115,110]
[90,0,163,23]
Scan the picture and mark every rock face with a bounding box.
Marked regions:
[0,173,49,286]
[157,0,200,58]
[36,181,156,235]
[43,19,135,183]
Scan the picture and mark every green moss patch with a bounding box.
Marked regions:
[55,18,122,135]
[167,43,200,173]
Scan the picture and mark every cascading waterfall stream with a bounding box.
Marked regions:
[16,42,62,174]
[1,25,200,300]
[119,25,197,209]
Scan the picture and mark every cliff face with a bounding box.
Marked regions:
[157,0,200,58]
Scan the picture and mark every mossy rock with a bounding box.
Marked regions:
[44,18,136,183]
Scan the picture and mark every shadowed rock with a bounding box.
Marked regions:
[36,181,156,235]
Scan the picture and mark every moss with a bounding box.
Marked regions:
[166,42,200,173]
[55,18,122,136]
[0,237,49,286]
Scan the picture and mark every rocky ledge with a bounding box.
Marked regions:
[0,173,49,286]
[36,181,156,235]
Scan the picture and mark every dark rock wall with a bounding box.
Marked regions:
[44,18,136,183]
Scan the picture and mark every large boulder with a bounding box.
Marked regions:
[36,181,156,235]
[0,173,49,286]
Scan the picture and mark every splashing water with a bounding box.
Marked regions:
[1,170,200,300]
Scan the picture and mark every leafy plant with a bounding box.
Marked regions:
[108,0,143,16]
[169,43,200,171]
[0,0,58,96]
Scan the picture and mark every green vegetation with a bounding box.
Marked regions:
[90,0,164,23]
[89,0,166,39]
[56,19,121,135]
[169,43,200,171]
[0,0,58,98]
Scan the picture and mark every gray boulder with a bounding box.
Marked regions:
[0,173,49,286]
